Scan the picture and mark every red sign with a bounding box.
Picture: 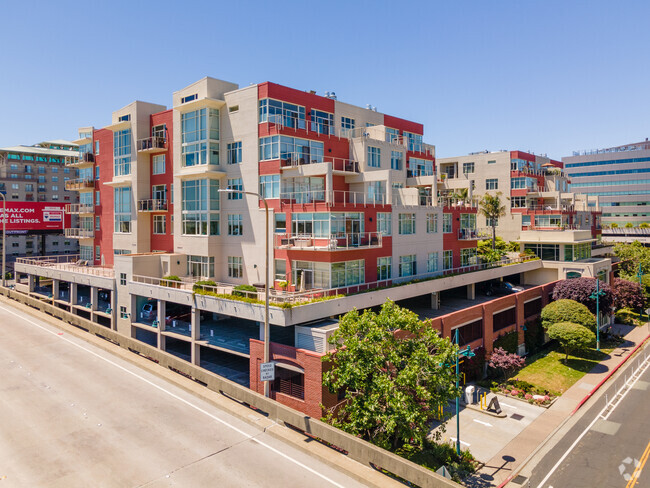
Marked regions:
[0,202,72,231]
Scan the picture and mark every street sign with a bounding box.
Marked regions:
[260,361,275,382]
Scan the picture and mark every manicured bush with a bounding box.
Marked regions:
[233,284,258,297]
[541,299,596,331]
[612,278,645,311]
[547,322,595,362]
[493,331,518,354]
[552,278,613,316]
[488,347,525,380]
[162,275,181,281]
[162,275,182,288]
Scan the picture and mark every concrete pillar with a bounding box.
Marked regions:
[70,283,77,307]
[430,292,440,310]
[258,321,265,341]
[156,300,166,349]
[190,307,201,365]
[90,286,98,312]
[467,283,475,300]
[28,274,36,293]
[325,168,333,204]
[52,279,60,301]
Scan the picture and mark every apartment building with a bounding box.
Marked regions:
[563,140,650,231]
[14,77,612,417]
[0,141,79,262]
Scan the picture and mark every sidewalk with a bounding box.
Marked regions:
[464,322,650,487]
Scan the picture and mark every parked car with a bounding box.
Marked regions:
[484,281,524,296]
[141,302,157,320]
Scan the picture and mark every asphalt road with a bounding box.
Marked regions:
[528,348,650,488]
[0,300,367,488]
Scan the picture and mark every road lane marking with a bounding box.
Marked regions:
[536,353,650,488]
[626,441,650,488]
[473,419,492,427]
[450,437,471,446]
[499,402,518,409]
[0,304,347,488]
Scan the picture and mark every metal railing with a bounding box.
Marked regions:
[521,224,581,231]
[138,199,168,212]
[275,232,382,251]
[65,203,94,214]
[274,379,305,400]
[602,227,650,235]
[458,228,479,240]
[279,153,359,173]
[64,228,94,239]
[15,254,114,277]
[438,197,478,209]
[65,152,94,166]
[516,204,575,213]
[279,190,387,207]
[137,136,166,152]
[65,178,94,191]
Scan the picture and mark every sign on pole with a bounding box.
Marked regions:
[260,362,275,382]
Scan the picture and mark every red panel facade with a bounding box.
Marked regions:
[93,128,114,266]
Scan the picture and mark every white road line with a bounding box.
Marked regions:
[535,354,650,488]
[473,419,492,427]
[450,437,471,447]
[0,304,347,488]
[499,402,518,409]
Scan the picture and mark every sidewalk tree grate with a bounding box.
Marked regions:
[510,413,524,421]
[511,475,528,484]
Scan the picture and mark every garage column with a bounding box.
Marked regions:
[90,286,98,312]
[467,283,476,300]
[52,279,60,300]
[28,274,36,293]
[156,300,166,349]
[70,282,77,307]
[430,292,440,310]
[191,308,201,366]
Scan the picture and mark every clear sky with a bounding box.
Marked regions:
[1,0,648,159]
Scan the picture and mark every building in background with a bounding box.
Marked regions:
[0,141,78,265]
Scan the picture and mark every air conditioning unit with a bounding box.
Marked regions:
[295,320,339,353]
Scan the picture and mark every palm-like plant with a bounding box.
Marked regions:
[479,192,506,250]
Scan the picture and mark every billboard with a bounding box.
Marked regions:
[0,202,72,232]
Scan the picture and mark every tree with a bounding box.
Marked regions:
[640,223,650,229]
[322,300,460,451]
[611,278,645,311]
[547,322,595,362]
[541,299,596,331]
[488,347,525,380]
[478,192,506,250]
[614,241,650,280]
[552,278,613,316]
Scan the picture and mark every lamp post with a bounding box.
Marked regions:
[454,328,475,456]
[590,277,606,351]
[637,263,644,322]
[0,191,5,287]
[219,189,271,397]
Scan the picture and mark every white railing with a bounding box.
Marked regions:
[16,255,114,277]
[65,228,94,239]
[603,227,650,235]
[137,136,166,152]
[279,190,387,207]
[65,178,94,190]
[279,153,359,173]
[275,232,382,251]
[65,203,94,214]
[458,228,479,240]
[138,199,168,212]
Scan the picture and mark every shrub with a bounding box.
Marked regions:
[233,284,258,297]
[162,275,181,281]
[524,318,546,353]
[162,275,182,288]
[542,299,596,331]
[488,347,525,380]
[612,278,645,311]
[552,278,613,316]
[493,331,518,354]
[547,322,595,361]
[460,346,486,381]
[193,280,218,293]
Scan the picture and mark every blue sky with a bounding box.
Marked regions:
[1,0,648,158]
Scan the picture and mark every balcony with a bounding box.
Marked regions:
[279,153,359,173]
[458,228,479,240]
[64,228,94,239]
[275,232,383,251]
[66,152,95,167]
[279,190,387,209]
[138,199,168,212]
[514,204,576,214]
[137,136,167,153]
[65,203,94,215]
[65,178,94,191]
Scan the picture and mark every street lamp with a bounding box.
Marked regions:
[454,328,475,456]
[218,189,271,397]
[637,263,644,322]
[590,276,606,351]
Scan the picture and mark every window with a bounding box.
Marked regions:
[511,196,526,208]
[427,252,439,273]
[114,187,131,233]
[385,127,399,143]
[227,214,243,236]
[114,129,132,176]
[227,141,242,164]
[398,213,416,235]
[52,176,58,182]
[461,248,477,267]
[118,114,130,122]
[443,213,452,233]
[227,178,243,199]
[367,146,381,168]
[95,141,100,154]
[275,213,286,233]
[181,94,197,104]
[486,217,498,227]
[341,116,355,137]
[38,166,46,174]
[95,216,100,230]
[51,185,58,191]
[153,215,166,234]
[377,213,392,236]
[488,160,496,164]
[377,256,392,281]
[25,165,32,173]
[331,260,365,287]
[407,158,434,177]
[229,105,239,113]
[95,191,100,205]
[511,177,537,190]
[367,181,385,204]
[152,154,165,174]
[275,259,287,281]
[258,135,323,163]
[11,184,19,190]
[187,255,214,278]
[310,109,334,135]
[426,213,438,233]
[228,256,243,278]
[258,98,306,129]
[390,151,403,170]
[119,306,127,319]
[64,168,70,174]
[95,166,100,181]
[486,178,498,190]
[259,174,280,199]
[120,273,127,286]
[443,250,453,270]
[181,108,220,166]
[460,213,477,230]
[399,255,417,277]
[181,179,220,235]
[404,132,423,152]
[25,184,33,191]
[463,162,475,174]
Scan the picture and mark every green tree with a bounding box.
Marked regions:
[541,299,596,331]
[322,300,460,451]
[547,322,595,362]
[478,192,506,250]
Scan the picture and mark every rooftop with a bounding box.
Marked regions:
[571,140,650,157]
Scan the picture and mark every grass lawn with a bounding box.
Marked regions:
[514,342,616,395]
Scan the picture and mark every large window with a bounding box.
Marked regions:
[511,196,526,208]
[511,177,537,190]
[407,158,434,177]
[443,250,453,270]
[227,256,243,278]
[281,176,325,203]
[377,257,392,281]
[368,146,381,168]
[404,132,423,152]
[114,187,131,233]
[227,214,243,236]
[398,213,416,235]
[486,178,498,190]
[463,162,475,174]
[259,99,306,129]
[367,181,385,204]
[427,252,439,273]
[460,213,477,230]
[426,213,438,233]
[181,179,220,235]
[227,178,243,199]
[461,248,477,267]
[114,129,131,176]
[443,213,452,233]
[399,255,417,277]
[385,127,399,143]
[259,174,280,198]
[153,215,166,234]
[534,214,562,227]
[188,255,214,278]
[310,109,334,135]
[377,213,392,235]
[181,108,220,166]
[391,151,403,170]
[331,260,365,287]
[259,135,324,164]
[275,259,287,281]
[341,117,355,137]
[524,243,560,260]
[227,141,242,164]
[564,243,591,262]
[152,154,165,175]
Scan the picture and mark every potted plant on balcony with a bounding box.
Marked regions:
[162,275,182,289]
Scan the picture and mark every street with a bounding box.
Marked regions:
[528,349,650,488]
[0,300,367,488]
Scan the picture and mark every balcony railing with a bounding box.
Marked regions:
[515,204,575,214]
[458,228,479,240]
[275,232,383,251]
[137,136,167,152]
[64,228,94,239]
[65,203,94,214]
[279,190,387,207]
[65,178,94,191]
[278,153,359,173]
[66,152,94,167]
[138,199,168,212]
[439,197,478,209]
[15,254,114,277]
